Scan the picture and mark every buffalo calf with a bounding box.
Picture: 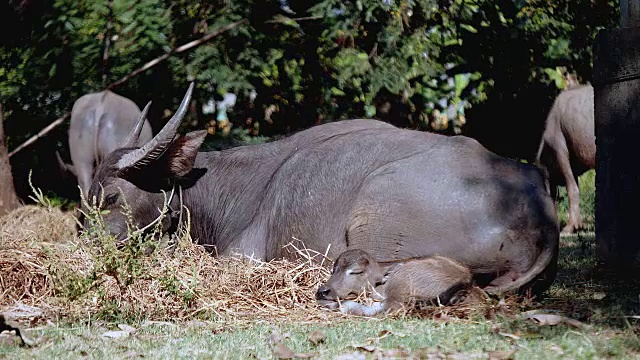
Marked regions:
[316,249,473,315]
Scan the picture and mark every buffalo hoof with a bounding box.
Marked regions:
[561,214,586,234]
[560,222,581,235]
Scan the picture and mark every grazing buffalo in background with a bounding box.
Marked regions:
[536,84,595,234]
[57,90,153,198]
[86,83,560,297]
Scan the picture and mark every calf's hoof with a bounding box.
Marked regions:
[317,300,339,310]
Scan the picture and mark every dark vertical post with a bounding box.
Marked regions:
[621,0,640,28]
[594,0,640,268]
[621,0,629,27]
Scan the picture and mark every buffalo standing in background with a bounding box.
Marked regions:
[536,84,595,234]
[57,90,153,198]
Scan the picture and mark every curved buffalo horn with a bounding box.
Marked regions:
[120,101,152,148]
[117,82,194,170]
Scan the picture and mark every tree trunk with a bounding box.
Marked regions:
[0,103,21,216]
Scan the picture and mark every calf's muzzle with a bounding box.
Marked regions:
[315,285,335,301]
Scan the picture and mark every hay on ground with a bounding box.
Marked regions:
[0,205,77,246]
[0,204,524,327]
[0,204,343,325]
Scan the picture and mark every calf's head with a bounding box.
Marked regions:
[316,249,393,302]
[83,83,207,241]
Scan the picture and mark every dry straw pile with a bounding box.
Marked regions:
[0,205,79,314]
[0,201,513,327]
[0,203,349,325]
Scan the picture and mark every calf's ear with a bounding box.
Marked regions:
[381,263,402,284]
[164,130,208,177]
[356,257,370,268]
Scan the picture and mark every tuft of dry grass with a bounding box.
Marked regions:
[0,205,77,246]
[0,203,349,326]
[0,205,80,318]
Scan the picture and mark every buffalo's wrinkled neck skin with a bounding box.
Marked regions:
[181,146,282,255]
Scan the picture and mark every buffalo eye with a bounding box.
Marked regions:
[105,193,119,206]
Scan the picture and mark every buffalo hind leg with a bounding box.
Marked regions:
[483,270,525,295]
[551,139,582,234]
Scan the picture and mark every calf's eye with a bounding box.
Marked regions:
[105,193,119,206]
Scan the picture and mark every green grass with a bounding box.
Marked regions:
[1,314,638,359]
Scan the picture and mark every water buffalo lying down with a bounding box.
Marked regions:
[86,83,560,297]
[316,249,474,316]
[58,90,153,198]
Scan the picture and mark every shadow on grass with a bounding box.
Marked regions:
[541,232,640,330]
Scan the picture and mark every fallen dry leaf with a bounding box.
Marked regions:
[592,329,619,340]
[485,307,496,320]
[446,351,486,359]
[185,320,209,328]
[334,352,366,360]
[269,332,290,345]
[29,316,43,328]
[516,332,545,339]
[487,349,515,360]
[498,332,521,340]
[432,312,452,324]
[525,313,589,329]
[101,330,131,339]
[118,324,137,334]
[527,314,563,326]
[1,304,44,322]
[381,348,411,358]
[293,353,316,359]
[547,345,564,356]
[307,330,326,346]
[412,347,446,359]
[101,324,137,340]
[124,350,145,358]
[384,329,407,337]
[272,342,317,359]
[140,321,178,328]
[364,329,401,344]
[353,344,377,352]
[273,342,296,359]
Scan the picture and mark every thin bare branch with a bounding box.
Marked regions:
[106,19,247,90]
[9,19,248,157]
[8,114,70,158]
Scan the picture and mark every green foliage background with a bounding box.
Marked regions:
[0,0,618,202]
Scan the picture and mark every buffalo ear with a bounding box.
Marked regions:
[163,130,207,178]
